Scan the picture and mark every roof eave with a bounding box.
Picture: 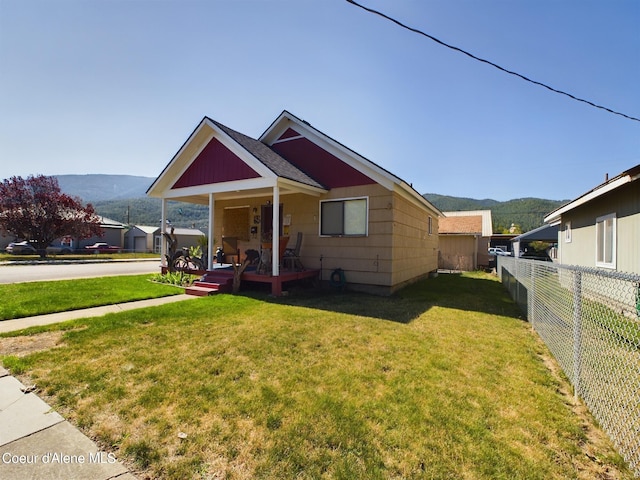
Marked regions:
[544,169,638,223]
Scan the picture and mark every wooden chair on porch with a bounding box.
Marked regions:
[257,236,289,274]
[282,232,304,271]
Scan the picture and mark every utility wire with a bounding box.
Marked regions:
[346,0,640,123]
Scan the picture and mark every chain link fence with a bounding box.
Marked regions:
[498,256,640,476]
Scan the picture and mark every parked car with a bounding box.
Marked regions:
[84,242,121,253]
[46,245,73,255]
[6,241,73,255]
[5,241,37,254]
[488,247,510,256]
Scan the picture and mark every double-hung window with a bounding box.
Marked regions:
[595,213,616,269]
[320,197,368,236]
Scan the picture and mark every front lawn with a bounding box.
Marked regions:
[0,275,181,320]
[1,272,632,479]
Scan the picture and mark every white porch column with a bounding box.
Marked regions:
[160,198,167,267]
[208,193,215,270]
[271,184,280,276]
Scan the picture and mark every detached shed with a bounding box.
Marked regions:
[125,225,160,253]
[438,210,493,271]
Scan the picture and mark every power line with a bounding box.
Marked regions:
[346,0,640,123]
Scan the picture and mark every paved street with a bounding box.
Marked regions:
[0,260,162,284]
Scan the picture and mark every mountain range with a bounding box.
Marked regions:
[55,174,567,233]
[56,174,154,202]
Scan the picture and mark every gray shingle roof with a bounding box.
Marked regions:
[208,118,326,190]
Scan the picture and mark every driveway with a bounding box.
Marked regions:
[0,260,161,284]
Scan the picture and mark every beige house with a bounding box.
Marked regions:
[147,110,441,295]
[544,164,640,274]
[438,210,493,271]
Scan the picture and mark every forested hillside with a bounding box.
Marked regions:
[424,194,567,233]
[92,198,209,230]
[55,175,209,229]
[56,174,154,201]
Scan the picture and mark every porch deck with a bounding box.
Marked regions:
[185,265,320,296]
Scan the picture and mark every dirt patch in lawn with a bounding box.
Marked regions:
[0,331,66,357]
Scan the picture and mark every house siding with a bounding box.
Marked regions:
[439,236,477,271]
[390,191,439,291]
[559,182,639,274]
[306,184,393,290]
[212,183,438,294]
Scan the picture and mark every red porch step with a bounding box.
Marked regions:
[185,272,234,296]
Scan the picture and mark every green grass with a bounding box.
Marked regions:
[2,272,633,479]
[0,275,181,321]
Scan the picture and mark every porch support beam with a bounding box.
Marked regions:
[208,193,215,270]
[271,184,280,284]
[160,198,168,268]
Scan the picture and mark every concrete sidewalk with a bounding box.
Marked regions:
[0,366,137,479]
[0,294,195,334]
[0,294,197,479]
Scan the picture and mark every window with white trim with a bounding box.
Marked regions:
[564,221,571,243]
[320,197,368,236]
[428,216,433,235]
[595,213,616,269]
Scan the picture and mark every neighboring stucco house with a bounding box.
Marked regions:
[438,210,493,271]
[124,225,205,253]
[544,164,640,274]
[147,110,441,295]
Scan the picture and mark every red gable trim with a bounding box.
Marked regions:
[275,128,302,142]
[271,137,375,189]
[172,137,260,189]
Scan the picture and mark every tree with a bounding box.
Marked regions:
[0,175,103,257]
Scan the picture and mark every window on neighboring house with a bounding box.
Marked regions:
[428,216,433,235]
[595,213,616,269]
[564,221,571,243]
[320,197,368,236]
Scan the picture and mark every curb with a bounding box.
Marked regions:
[0,258,161,267]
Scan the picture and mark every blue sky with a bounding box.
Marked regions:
[1,0,638,201]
